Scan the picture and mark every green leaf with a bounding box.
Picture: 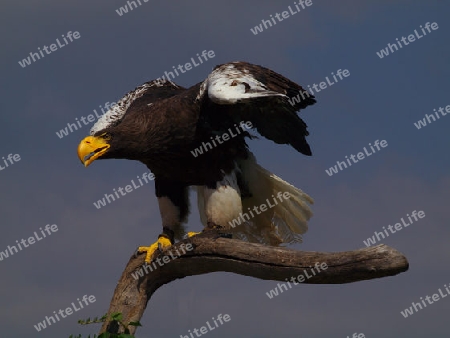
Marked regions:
[128,321,142,327]
[98,333,112,338]
[111,312,123,321]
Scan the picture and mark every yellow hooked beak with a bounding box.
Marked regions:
[77,135,110,167]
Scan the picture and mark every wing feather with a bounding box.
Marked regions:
[196,61,315,155]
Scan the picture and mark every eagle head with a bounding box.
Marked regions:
[77,132,112,167]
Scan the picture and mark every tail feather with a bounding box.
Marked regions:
[235,152,314,245]
[196,152,314,246]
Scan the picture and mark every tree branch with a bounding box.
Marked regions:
[100,232,409,335]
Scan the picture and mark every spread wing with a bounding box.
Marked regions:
[195,61,316,155]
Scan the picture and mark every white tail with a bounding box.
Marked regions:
[235,152,314,245]
[196,152,313,246]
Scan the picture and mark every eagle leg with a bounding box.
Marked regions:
[137,179,190,263]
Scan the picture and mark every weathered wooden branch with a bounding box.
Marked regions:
[99,232,409,335]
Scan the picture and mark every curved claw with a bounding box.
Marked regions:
[185,231,201,238]
[137,237,172,263]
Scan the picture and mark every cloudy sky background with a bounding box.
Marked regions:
[1,1,449,337]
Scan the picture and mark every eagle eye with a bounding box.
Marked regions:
[101,133,111,140]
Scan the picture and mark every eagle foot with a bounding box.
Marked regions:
[204,228,234,240]
[204,222,232,238]
[205,231,232,240]
[206,221,226,231]
[185,230,232,240]
[216,233,232,239]
[137,235,172,264]
[186,231,201,238]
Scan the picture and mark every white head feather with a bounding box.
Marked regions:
[90,79,178,135]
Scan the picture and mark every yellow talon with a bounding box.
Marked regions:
[138,236,172,263]
[186,231,201,238]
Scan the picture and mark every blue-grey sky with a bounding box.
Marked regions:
[1,1,449,337]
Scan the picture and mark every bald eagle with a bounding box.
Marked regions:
[77,61,315,263]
